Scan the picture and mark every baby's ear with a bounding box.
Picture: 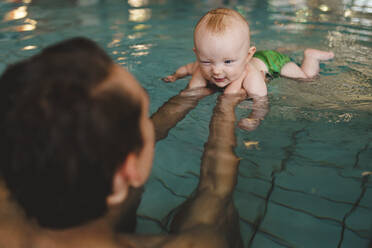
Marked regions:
[248,46,256,56]
[246,46,256,61]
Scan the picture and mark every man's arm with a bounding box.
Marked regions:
[168,93,245,248]
[151,87,215,142]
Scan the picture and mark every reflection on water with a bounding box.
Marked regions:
[129,8,151,22]
[22,45,36,50]
[130,43,153,57]
[130,43,153,51]
[17,18,37,31]
[349,0,372,13]
[128,0,149,7]
[318,4,330,11]
[131,51,149,57]
[107,38,121,48]
[267,0,372,27]
[133,24,151,31]
[3,6,28,21]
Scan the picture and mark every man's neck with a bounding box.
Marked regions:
[33,217,119,248]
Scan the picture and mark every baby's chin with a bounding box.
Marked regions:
[211,79,230,88]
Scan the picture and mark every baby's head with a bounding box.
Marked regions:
[194,8,251,46]
[193,8,256,88]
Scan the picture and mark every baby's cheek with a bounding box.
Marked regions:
[200,69,211,79]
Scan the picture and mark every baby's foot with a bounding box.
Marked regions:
[305,49,334,61]
[162,75,177,82]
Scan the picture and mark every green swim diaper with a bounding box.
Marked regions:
[253,50,292,76]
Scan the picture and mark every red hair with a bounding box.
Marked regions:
[195,8,248,33]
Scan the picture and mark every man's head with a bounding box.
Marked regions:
[193,8,256,88]
[0,37,154,229]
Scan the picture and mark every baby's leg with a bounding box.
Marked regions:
[280,48,334,79]
[279,62,307,79]
[300,49,334,77]
[162,62,195,82]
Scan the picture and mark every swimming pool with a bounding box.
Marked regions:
[0,0,371,247]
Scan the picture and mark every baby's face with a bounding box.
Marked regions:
[194,26,250,88]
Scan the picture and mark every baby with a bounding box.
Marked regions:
[163,8,335,97]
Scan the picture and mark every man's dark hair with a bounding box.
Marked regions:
[0,37,143,228]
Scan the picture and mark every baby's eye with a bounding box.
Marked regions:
[224,60,234,64]
[200,61,210,64]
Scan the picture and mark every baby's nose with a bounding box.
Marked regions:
[212,64,223,74]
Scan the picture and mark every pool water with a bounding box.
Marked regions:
[1,0,371,247]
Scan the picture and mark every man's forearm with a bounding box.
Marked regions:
[170,94,245,248]
[151,88,214,142]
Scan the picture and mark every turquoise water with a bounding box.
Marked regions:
[1,0,371,247]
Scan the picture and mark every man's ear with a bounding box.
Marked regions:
[193,47,196,54]
[246,46,256,62]
[106,152,141,206]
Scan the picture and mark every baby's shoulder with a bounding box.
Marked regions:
[249,58,268,75]
[245,61,265,81]
[242,62,267,96]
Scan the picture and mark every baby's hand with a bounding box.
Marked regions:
[238,118,261,132]
[162,75,177,83]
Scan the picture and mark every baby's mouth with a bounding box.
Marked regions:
[213,77,226,83]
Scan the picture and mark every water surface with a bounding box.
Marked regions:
[0,0,371,247]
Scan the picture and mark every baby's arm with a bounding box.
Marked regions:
[224,64,267,96]
[224,76,245,94]
[238,96,269,131]
[187,65,208,89]
[238,65,268,131]
[242,64,267,97]
[163,62,197,83]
